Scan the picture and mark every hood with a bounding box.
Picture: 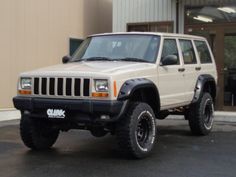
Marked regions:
[21,61,156,77]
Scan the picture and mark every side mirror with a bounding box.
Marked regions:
[161,55,178,66]
[62,55,71,64]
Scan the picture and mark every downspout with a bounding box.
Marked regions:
[176,0,179,33]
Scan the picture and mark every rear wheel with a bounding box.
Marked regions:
[116,102,157,159]
[20,114,59,150]
[187,93,214,135]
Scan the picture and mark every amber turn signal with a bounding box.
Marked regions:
[18,90,32,95]
[113,81,117,97]
[92,92,109,97]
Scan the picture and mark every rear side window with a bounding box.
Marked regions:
[161,39,180,64]
[194,40,212,64]
[179,40,197,64]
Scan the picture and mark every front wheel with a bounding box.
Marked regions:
[116,102,157,159]
[187,93,214,135]
[20,114,59,150]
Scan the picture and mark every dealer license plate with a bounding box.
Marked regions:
[47,109,66,119]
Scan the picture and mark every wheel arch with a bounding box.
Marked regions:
[192,74,217,103]
[117,78,160,117]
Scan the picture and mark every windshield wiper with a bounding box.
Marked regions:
[115,57,149,63]
[74,57,114,62]
[73,57,149,63]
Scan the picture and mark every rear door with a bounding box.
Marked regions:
[178,39,200,102]
[158,38,186,109]
[193,40,217,78]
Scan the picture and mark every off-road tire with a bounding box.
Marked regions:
[20,114,59,150]
[187,93,214,135]
[116,102,156,159]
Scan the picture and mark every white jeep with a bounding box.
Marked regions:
[13,32,217,158]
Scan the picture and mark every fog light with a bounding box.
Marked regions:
[100,115,110,120]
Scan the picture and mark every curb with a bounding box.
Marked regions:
[168,111,236,123]
[0,110,20,121]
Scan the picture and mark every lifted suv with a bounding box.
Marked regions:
[13,32,217,158]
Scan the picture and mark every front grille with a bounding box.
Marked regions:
[34,78,39,94]
[83,79,90,96]
[49,78,55,95]
[41,78,47,95]
[57,78,63,96]
[33,77,90,97]
[74,79,81,96]
[66,78,72,96]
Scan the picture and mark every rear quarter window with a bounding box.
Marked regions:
[194,40,212,64]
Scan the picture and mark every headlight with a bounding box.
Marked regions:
[94,79,109,92]
[20,78,32,90]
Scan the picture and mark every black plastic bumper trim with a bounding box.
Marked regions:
[13,96,127,122]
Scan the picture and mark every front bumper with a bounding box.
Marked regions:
[13,96,128,122]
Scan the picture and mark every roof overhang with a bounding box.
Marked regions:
[181,0,235,6]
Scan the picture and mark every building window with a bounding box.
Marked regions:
[69,38,84,56]
[185,6,236,24]
[127,21,173,33]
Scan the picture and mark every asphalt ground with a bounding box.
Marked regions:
[0,119,235,177]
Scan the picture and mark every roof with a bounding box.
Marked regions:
[89,32,206,40]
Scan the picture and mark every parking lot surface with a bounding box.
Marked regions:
[0,119,235,177]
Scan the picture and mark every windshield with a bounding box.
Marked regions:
[72,34,160,63]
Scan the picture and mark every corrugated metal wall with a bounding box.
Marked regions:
[113,0,176,32]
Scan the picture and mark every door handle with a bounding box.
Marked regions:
[195,67,201,71]
[178,68,185,72]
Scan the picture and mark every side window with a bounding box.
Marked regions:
[69,38,84,56]
[161,39,180,65]
[179,40,197,65]
[194,40,212,64]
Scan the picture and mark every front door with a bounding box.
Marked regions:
[158,38,186,110]
[186,24,236,111]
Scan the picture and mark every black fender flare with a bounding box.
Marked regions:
[117,78,158,100]
[117,78,160,113]
[192,74,217,103]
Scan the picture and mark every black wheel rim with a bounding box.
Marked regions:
[203,99,214,129]
[136,112,155,150]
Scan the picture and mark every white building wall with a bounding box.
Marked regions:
[113,0,177,32]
